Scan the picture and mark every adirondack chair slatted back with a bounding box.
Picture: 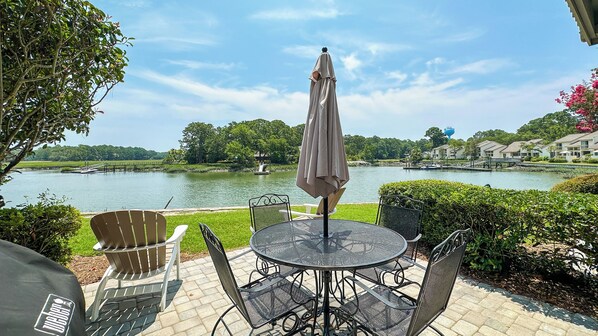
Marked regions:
[316,187,346,215]
[91,210,167,274]
[407,229,469,336]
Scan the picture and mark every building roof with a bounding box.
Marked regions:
[503,141,526,153]
[566,0,598,46]
[485,144,506,152]
[477,140,503,150]
[552,133,587,144]
[432,144,450,150]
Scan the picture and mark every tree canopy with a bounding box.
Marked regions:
[0,0,130,182]
[425,127,448,148]
[516,111,577,142]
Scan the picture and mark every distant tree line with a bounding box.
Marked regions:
[28,110,579,166]
[27,145,165,161]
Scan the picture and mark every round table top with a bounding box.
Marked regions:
[250,219,407,271]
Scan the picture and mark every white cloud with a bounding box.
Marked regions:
[365,42,411,55]
[446,59,515,75]
[426,57,446,67]
[77,66,579,152]
[167,60,235,71]
[250,8,342,21]
[283,45,324,59]
[435,29,486,43]
[340,53,363,80]
[385,71,408,83]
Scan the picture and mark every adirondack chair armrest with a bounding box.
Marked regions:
[166,225,188,244]
[289,209,323,218]
[303,203,319,213]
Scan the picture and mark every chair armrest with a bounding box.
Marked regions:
[240,274,288,293]
[166,225,188,244]
[289,210,323,219]
[303,203,318,214]
[343,276,415,310]
[405,233,422,244]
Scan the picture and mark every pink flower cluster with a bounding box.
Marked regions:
[556,68,598,132]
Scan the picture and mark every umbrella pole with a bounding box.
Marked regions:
[323,196,329,238]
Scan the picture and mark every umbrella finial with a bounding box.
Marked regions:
[322,47,328,53]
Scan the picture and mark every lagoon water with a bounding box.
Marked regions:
[1,167,565,212]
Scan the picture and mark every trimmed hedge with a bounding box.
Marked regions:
[379,180,597,278]
[551,173,598,195]
[0,193,82,265]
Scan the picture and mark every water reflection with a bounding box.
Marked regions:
[1,167,566,211]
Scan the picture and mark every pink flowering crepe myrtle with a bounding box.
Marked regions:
[556,68,598,132]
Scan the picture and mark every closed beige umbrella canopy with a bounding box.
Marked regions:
[296,47,349,202]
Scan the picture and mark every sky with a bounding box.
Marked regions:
[63,0,598,152]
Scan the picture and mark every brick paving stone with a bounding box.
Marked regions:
[506,324,536,336]
[452,320,479,335]
[462,310,488,327]
[172,316,204,333]
[483,318,510,334]
[158,310,180,327]
[478,325,508,336]
[539,322,567,336]
[514,315,542,331]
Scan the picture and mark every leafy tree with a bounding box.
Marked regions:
[516,111,578,142]
[447,139,465,158]
[180,122,216,164]
[162,149,185,164]
[344,135,367,160]
[425,127,448,148]
[470,129,518,145]
[0,0,130,183]
[225,141,254,167]
[409,148,423,164]
[556,68,598,132]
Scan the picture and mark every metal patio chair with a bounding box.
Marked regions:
[246,193,300,277]
[89,210,187,321]
[289,187,346,220]
[335,229,470,336]
[354,194,424,288]
[249,193,292,233]
[200,224,316,335]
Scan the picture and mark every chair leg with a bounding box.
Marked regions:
[211,305,237,336]
[90,270,112,321]
[429,324,445,336]
[176,241,181,280]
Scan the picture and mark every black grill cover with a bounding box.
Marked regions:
[0,239,85,335]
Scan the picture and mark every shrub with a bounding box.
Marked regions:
[549,157,567,163]
[379,180,597,277]
[551,173,598,194]
[588,158,598,164]
[572,158,581,163]
[531,157,542,162]
[0,192,82,265]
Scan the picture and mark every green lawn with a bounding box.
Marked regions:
[71,203,379,256]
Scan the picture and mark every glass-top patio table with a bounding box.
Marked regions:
[250,219,407,335]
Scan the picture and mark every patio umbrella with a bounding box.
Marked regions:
[296,47,349,237]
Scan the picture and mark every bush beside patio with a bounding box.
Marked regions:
[380,180,597,278]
